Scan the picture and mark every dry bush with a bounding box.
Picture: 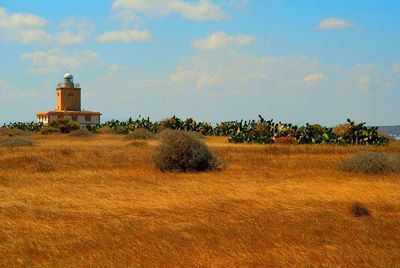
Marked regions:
[33,157,56,173]
[274,136,297,145]
[338,151,399,174]
[0,127,9,136]
[153,130,221,172]
[0,128,31,137]
[125,128,154,140]
[351,202,371,217]
[0,137,35,148]
[69,128,93,138]
[333,123,350,137]
[185,131,206,140]
[96,126,114,134]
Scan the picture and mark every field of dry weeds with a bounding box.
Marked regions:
[0,134,399,267]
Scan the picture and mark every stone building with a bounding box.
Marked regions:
[36,73,101,127]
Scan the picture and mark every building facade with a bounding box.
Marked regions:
[36,73,101,127]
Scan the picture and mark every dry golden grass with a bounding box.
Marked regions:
[0,134,399,267]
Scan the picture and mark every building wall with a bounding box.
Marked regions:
[37,113,100,128]
[56,87,81,111]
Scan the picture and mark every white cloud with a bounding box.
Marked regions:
[0,7,51,44]
[113,10,143,28]
[18,29,53,44]
[0,7,47,28]
[316,17,354,30]
[57,18,95,45]
[304,73,326,84]
[194,32,256,51]
[20,48,103,74]
[169,53,323,90]
[390,63,400,76]
[97,29,151,43]
[112,0,227,21]
[359,76,371,89]
[0,7,93,45]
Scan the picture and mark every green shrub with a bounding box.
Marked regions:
[339,151,397,174]
[40,127,59,135]
[153,130,221,172]
[50,118,80,133]
[125,128,154,140]
[69,128,93,138]
[0,137,36,148]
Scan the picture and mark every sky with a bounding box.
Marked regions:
[0,0,399,126]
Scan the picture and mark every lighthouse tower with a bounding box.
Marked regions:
[56,72,81,111]
[36,72,101,128]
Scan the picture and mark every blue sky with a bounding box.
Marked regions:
[0,0,399,125]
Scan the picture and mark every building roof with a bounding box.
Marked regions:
[64,72,73,79]
[37,111,101,116]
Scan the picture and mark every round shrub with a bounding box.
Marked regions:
[40,127,59,135]
[0,137,35,148]
[339,151,394,174]
[33,157,56,173]
[153,130,221,172]
[332,123,350,137]
[69,128,93,138]
[125,128,154,140]
[50,118,80,133]
[351,202,370,217]
[96,126,114,134]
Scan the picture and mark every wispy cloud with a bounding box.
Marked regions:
[304,73,326,84]
[20,48,103,74]
[112,0,227,21]
[193,32,256,51]
[97,29,151,43]
[316,17,354,30]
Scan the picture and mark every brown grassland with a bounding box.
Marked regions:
[0,134,399,267]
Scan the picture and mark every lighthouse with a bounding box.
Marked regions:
[36,73,101,128]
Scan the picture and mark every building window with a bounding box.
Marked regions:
[85,115,91,122]
[72,115,78,121]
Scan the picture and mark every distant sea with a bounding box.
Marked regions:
[378,126,400,140]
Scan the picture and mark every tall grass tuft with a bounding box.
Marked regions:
[33,157,56,173]
[69,128,93,138]
[0,137,36,148]
[339,151,399,174]
[125,128,154,140]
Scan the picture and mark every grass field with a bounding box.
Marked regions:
[1,134,399,267]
